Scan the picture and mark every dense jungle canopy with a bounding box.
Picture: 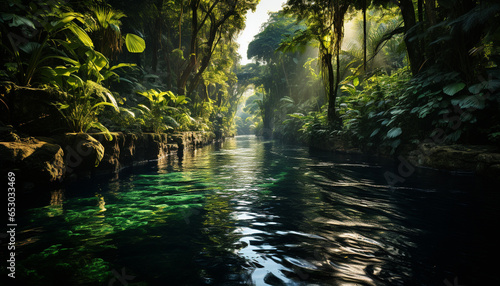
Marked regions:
[1,0,499,153]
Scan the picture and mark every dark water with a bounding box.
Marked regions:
[6,135,500,285]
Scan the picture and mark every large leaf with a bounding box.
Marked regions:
[0,13,36,29]
[137,91,153,102]
[370,128,380,137]
[12,14,35,29]
[353,77,359,87]
[280,96,294,103]
[119,107,135,118]
[386,127,402,138]
[39,67,59,86]
[53,66,79,77]
[109,63,137,71]
[19,42,41,54]
[88,122,112,142]
[451,95,485,110]
[101,70,118,81]
[46,55,80,66]
[125,33,146,53]
[164,116,180,128]
[93,102,119,112]
[104,91,119,111]
[446,130,462,142]
[137,104,151,112]
[117,77,134,84]
[443,82,466,96]
[68,74,84,89]
[159,90,174,99]
[67,22,94,48]
[89,51,109,71]
[176,95,188,105]
[289,113,305,119]
[468,83,484,94]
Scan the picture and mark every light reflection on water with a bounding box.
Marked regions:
[7,135,500,285]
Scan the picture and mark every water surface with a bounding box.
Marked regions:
[8,135,500,285]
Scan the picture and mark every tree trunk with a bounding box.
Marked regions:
[263,100,273,139]
[425,0,437,26]
[453,0,480,81]
[281,57,292,97]
[178,2,183,50]
[399,0,425,75]
[325,53,336,126]
[363,0,367,71]
[187,52,211,97]
[186,8,236,97]
[177,1,199,95]
[417,0,424,23]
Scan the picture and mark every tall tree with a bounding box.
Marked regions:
[248,13,306,137]
[397,0,424,75]
[284,0,349,126]
[177,0,259,97]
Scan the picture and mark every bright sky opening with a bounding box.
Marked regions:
[236,0,287,65]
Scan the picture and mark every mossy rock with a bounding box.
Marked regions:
[55,133,105,178]
[0,140,65,188]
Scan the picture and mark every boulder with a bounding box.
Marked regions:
[55,133,105,178]
[0,140,65,187]
[89,133,122,173]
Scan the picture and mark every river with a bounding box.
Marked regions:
[8,135,500,285]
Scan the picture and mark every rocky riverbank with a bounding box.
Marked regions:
[406,143,500,178]
[307,135,500,180]
[0,126,215,191]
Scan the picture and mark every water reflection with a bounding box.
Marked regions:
[48,189,64,217]
[7,135,499,285]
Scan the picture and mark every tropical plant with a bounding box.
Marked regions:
[0,7,93,86]
[135,89,190,133]
[40,48,137,138]
[54,79,119,140]
[85,5,146,58]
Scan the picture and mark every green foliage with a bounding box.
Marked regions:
[335,67,412,152]
[135,89,190,133]
[124,33,146,53]
[0,0,264,138]
[38,47,135,138]
[54,79,118,139]
[333,64,500,152]
[286,109,331,143]
[248,13,305,63]
[443,82,466,96]
[0,7,93,85]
